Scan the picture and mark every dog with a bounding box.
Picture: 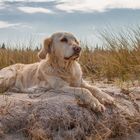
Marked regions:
[0,32,114,112]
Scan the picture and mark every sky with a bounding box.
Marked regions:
[0,0,140,47]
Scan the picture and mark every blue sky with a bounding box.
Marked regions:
[0,0,140,47]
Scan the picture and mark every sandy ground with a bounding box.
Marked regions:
[0,82,140,140]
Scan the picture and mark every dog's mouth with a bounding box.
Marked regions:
[64,53,80,60]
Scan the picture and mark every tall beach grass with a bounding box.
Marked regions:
[1,27,140,83]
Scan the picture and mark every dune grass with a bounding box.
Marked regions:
[80,27,140,83]
[0,27,140,83]
[0,46,38,69]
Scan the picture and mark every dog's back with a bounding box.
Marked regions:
[0,64,24,92]
[0,63,40,92]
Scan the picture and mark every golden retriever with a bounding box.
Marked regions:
[0,32,114,112]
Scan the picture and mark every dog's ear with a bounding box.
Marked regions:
[38,37,52,59]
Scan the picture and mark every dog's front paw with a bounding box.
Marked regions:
[90,101,106,112]
[100,92,115,105]
[77,95,106,112]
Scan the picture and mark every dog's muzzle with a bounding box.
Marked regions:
[73,46,81,54]
[64,46,81,60]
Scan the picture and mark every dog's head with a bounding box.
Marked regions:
[38,32,81,61]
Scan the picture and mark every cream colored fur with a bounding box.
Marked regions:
[0,32,114,112]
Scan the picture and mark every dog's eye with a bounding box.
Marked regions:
[60,37,68,43]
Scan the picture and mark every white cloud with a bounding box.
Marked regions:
[0,21,33,30]
[0,2,6,9]
[56,0,140,13]
[0,0,54,2]
[20,24,33,29]
[0,21,20,29]
[18,6,53,14]
[1,0,140,13]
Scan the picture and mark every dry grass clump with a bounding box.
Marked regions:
[80,27,140,82]
[0,44,38,69]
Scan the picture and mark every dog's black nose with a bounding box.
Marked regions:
[73,46,81,53]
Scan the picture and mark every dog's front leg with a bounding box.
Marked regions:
[81,80,114,105]
[59,86,105,112]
